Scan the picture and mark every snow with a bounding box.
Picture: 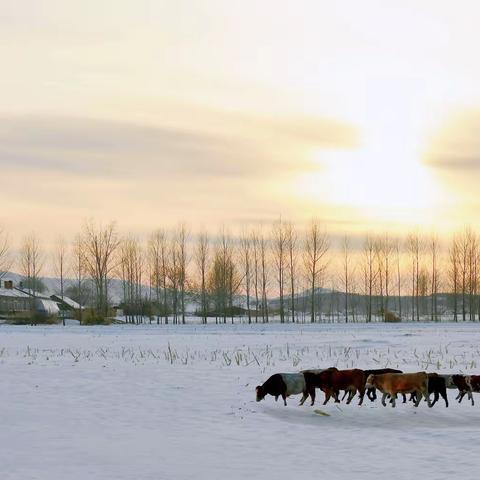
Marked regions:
[34,298,60,316]
[51,295,82,310]
[1,322,480,480]
[0,287,30,298]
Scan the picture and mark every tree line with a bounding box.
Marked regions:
[0,222,479,324]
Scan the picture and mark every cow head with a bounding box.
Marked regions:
[255,385,265,402]
[365,374,376,389]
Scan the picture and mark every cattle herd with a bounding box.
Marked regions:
[255,368,480,408]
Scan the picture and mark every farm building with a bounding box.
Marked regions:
[0,280,31,319]
[0,280,60,322]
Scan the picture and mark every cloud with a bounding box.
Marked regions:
[425,110,480,171]
[0,115,246,177]
[0,110,361,242]
[271,116,358,149]
[0,112,358,179]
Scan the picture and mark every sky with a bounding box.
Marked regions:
[2,0,480,245]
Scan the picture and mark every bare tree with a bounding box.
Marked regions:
[374,238,384,320]
[406,233,422,321]
[167,233,180,324]
[20,233,44,324]
[53,236,69,326]
[251,231,260,323]
[82,220,120,317]
[149,230,169,324]
[240,232,252,323]
[119,236,144,324]
[0,228,12,279]
[303,220,329,323]
[458,229,471,321]
[466,229,478,321]
[341,235,352,323]
[394,239,402,319]
[176,224,189,324]
[383,234,392,316]
[258,230,270,323]
[362,235,376,323]
[195,232,209,324]
[72,234,86,324]
[208,229,241,323]
[272,219,287,322]
[149,230,162,324]
[285,222,298,322]
[429,234,440,322]
[448,234,460,322]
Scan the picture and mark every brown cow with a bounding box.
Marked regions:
[363,368,404,402]
[466,375,480,406]
[339,368,405,403]
[365,372,431,408]
[302,368,366,406]
[468,375,480,393]
[460,375,480,406]
[444,374,474,406]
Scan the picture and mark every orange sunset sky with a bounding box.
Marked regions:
[2,1,480,244]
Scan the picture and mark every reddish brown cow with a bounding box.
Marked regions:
[302,368,366,406]
[363,368,404,402]
[365,372,431,408]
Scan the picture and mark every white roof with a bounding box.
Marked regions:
[0,288,31,299]
[52,295,82,309]
[15,288,50,299]
[35,298,60,315]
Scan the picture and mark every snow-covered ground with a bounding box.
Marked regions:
[1,322,480,480]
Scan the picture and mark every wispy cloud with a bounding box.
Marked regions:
[0,112,358,179]
[425,110,480,171]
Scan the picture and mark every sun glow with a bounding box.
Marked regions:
[297,133,441,225]
[295,80,446,226]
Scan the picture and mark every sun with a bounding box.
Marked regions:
[296,140,440,226]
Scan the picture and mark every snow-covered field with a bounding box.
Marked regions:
[1,322,480,480]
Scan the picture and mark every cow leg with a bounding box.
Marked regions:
[349,389,357,403]
[402,393,407,403]
[346,389,355,405]
[282,393,287,406]
[381,392,388,407]
[275,395,279,402]
[469,390,474,406]
[441,389,448,408]
[367,388,376,402]
[300,387,316,406]
[430,391,439,407]
[458,391,465,403]
[333,390,340,403]
[424,389,432,408]
[323,389,332,405]
[341,390,348,401]
[358,387,366,406]
[390,394,397,408]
